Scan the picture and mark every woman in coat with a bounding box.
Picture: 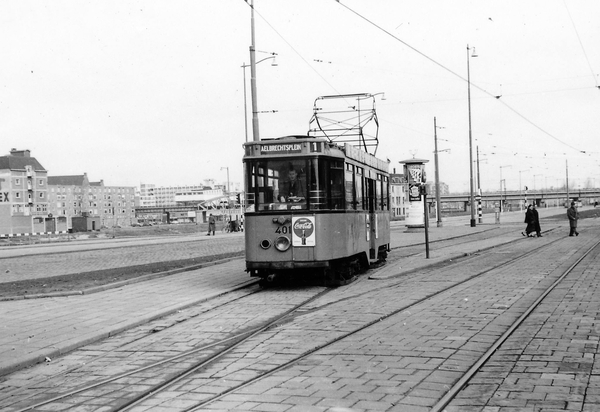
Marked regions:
[522,204,535,237]
[532,204,542,237]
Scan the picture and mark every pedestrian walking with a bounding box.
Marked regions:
[532,204,542,237]
[567,201,579,236]
[207,214,216,236]
[522,204,535,237]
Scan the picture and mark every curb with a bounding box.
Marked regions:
[0,255,244,302]
[0,278,258,377]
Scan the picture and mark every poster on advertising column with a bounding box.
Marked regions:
[409,184,421,202]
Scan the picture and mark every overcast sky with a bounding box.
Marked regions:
[1,1,598,193]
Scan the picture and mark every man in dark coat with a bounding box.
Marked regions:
[207,214,216,236]
[567,201,579,236]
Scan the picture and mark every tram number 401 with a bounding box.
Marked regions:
[275,225,291,234]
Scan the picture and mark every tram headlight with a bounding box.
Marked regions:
[274,236,291,252]
[260,239,272,249]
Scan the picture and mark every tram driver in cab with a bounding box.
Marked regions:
[277,165,305,203]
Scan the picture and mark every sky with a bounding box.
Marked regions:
[1,1,599,193]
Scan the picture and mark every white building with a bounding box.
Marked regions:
[139,179,242,207]
[139,183,211,207]
[390,174,408,220]
[174,188,224,204]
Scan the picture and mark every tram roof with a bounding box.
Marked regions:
[243,136,389,173]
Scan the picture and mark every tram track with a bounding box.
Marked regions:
[3,226,590,411]
[4,287,333,412]
[432,236,600,411]
[45,231,573,410]
[388,224,558,261]
[168,235,572,411]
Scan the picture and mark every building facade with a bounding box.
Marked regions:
[0,149,64,236]
[138,183,209,207]
[138,179,242,208]
[47,174,136,228]
[390,173,408,220]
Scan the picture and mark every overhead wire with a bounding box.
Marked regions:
[563,0,599,89]
[242,0,345,99]
[334,1,591,155]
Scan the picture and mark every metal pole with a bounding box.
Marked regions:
[434,117,442,227]
[242,63,248,142]
[519,171,522,210]
[566,159,569,205]
[467,45,476,227]
[477,146,482,223]
[249,0,260,142]
[423,190,430,258]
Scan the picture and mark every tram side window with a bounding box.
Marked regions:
[309,159,324,209]
[355,167,364,210]
[330,160,344,210]
[244,163,256,212]
[382,175,389,210]
[376,174,383,211]
[345,163,355,210]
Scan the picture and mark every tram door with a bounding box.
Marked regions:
[365,178,377,260]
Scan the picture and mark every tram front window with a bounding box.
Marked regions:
[251,160,308,211]
[246,158,346,211]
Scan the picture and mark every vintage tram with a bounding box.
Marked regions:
[242,135,390,285]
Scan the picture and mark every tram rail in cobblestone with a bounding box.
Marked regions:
[4,227,584,412]
[121,235,570,411]
[8,287,332,412]
[431,237,600,412]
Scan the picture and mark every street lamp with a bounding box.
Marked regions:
[519,169,530,210]
[247,1,281,142]
[534,174,543,191]
[221,167,230,196]
[433,117,449,227]
[467,44,478,227]
[242,53,277,142]
[499,165,511,212]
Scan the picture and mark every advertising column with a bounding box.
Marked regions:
[400,158,429,228]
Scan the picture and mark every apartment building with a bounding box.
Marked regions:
[47,174,136,228]
[0,149,61,236]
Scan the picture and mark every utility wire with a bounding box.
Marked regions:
[334,1,590,155]
[242,1,345,99]
[563,0,599,88]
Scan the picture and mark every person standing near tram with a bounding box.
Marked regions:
[207,213,216,236]
[567,201,579,236]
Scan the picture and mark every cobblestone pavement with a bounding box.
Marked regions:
[1,217,595,411]
[173,225,599,412]
[0,206,593,409]
[447,230,600,411]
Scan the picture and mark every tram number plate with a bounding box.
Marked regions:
[275,225,291,234]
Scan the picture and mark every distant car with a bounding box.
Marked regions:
[131,223,142,227]
[142,222,152,226]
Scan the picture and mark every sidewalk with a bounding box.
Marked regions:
[0,208,569,377]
